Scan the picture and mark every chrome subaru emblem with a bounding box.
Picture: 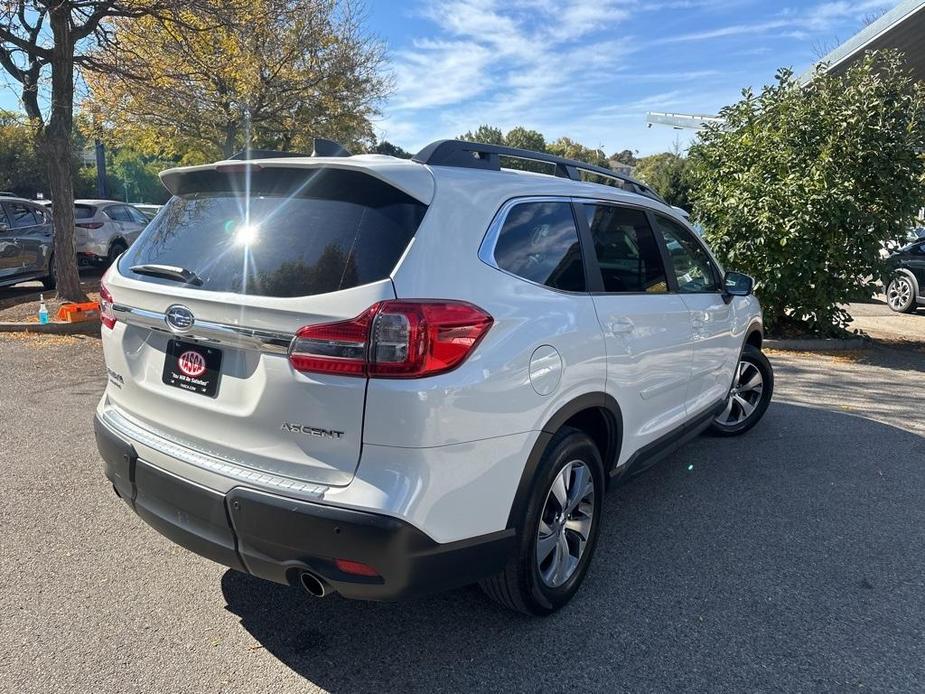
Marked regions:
[165,304,195,332]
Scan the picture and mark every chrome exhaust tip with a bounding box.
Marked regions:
[299,571,329,598]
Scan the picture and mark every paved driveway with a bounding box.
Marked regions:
[849,298,925,344]
[1,335,923,693]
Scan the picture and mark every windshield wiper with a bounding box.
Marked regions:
[130,264,203,286]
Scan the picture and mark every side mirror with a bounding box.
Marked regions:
[0,222,9,233]
[724,271,754,297]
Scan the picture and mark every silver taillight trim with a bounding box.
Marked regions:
[112,303,294,354]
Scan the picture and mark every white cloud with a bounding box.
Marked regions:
[375,0,900,155]
[382,0,637,148]
[652,20,790,44]
[390,39,494,110]
[799,0,896,30]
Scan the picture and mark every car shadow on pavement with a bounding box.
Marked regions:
[221,402,925,693]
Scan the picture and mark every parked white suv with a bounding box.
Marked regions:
[94,140,772,615]
[74,200,149,266]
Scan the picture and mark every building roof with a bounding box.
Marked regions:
[806,0,925,81]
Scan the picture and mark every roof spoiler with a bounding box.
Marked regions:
[412,139,665,204]
[230,138,351,161]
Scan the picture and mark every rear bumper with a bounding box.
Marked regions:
[94,415,516,600]
[77,251,107,266]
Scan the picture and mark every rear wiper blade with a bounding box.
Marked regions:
[130,263,203,286]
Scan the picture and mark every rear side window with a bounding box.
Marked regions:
[105,205,131,222]
[5,203,38,228]
[582,204,668,293]
[119,168,427,298]
[492,201,585,292]
[126,206,148,224]
[75,205,96,220]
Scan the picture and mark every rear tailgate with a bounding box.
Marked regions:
[100,163,431,487]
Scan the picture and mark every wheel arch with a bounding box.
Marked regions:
[744,321,763,350]
[505,392,622,530]
[893,268,920,298]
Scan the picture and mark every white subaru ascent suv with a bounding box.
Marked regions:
[94,139,772,615]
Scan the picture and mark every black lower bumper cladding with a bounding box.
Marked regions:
[94,415,515,600]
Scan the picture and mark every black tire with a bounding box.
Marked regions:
[42,254,56,290]
[480,427,604,616]
[107,240,127,267]
[708,346,773,437]
[886,274,917,314]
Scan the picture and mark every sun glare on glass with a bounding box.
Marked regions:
[235,223,260,246]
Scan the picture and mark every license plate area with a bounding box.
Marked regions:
[162,340,223,397]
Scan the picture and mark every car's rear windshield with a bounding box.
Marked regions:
[75,205,96,219]
[118,168,428,298]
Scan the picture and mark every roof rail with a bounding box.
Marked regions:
[229,138,351,161]
[412,139,665,204]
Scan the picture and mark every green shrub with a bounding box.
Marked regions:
[689,51,925,336]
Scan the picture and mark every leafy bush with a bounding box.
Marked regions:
[689,51,925,336]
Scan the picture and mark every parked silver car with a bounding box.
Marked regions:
[0,196,55,289]
[75,200,149,266]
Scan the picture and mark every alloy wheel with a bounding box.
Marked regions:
[716,359,764,427]
[887,277,912,311]
[536,460,595,588]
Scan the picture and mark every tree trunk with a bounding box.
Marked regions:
[223,123,238,158]
[44,3,87,303]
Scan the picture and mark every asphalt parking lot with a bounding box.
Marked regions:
[1,333,924,693]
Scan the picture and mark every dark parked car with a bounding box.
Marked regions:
[0,197,55,289]
[885,238,925,313]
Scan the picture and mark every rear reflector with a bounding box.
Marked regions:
[334,559,380,577]
[289,300,493,379]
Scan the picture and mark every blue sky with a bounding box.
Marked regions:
[0,0,897,156]
[366,0,897,155]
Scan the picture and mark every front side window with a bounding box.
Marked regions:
[655,215,721,293]
[582,203,668,293]
[492,201,586,292]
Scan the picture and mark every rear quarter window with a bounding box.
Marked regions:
[491,201,586,292]
[119,168,427,298]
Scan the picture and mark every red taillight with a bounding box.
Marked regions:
[99,280,116,329]
[289,305,378,376]
[334,559,380,577]
[288,300,493,379]
[76,222,104,229]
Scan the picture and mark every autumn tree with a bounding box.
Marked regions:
[546,137,608,168]
[0,1,214,301]
[504,126,545,154]
[634,152,693,209]
[371,140,411,158]
[459,124,505,146]
[83,0,390,161]
[609,148,637,166]
[457,126,609,168]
